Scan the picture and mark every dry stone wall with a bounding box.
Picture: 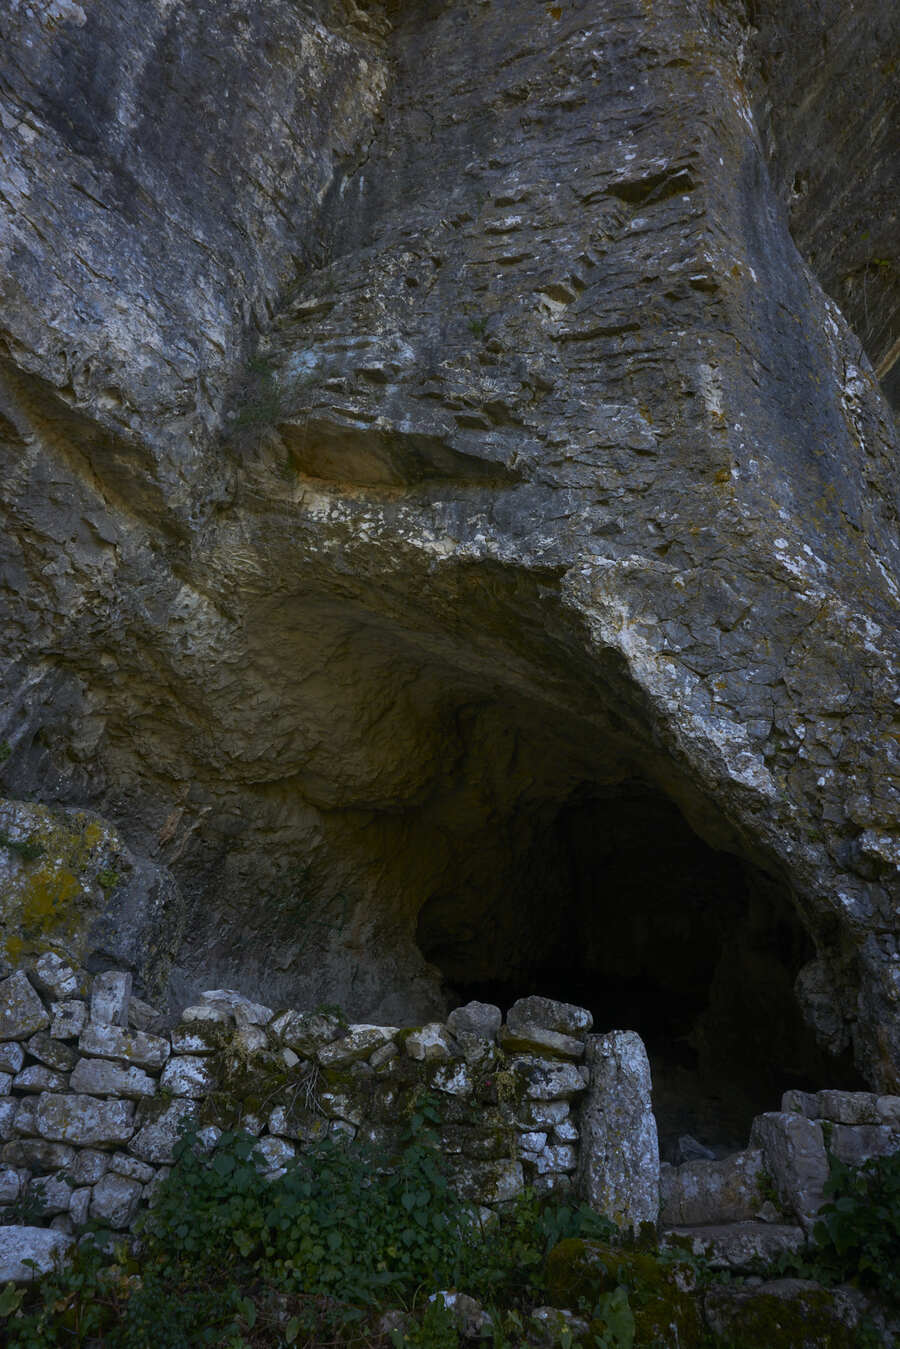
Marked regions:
[2,955,900,1286]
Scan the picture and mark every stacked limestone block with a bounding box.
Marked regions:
[659,1087,900,1273]
[0,960,596,1277]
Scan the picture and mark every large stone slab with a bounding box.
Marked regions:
[70,1056,156,1099]
[577,1031,659,1232]
[79,1022,170,1070]
[499,1024,584,1060]
[33,1092,135,1145]
[507,998,592,1038]
[0,1226,73,1282]
[660,1149,770,1226]
[663,1222,807,1271]
[829,1124,898,1167]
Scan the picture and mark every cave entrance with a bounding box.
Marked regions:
[415,780,862,1158]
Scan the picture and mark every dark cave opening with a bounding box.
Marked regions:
[415,782,864,1159]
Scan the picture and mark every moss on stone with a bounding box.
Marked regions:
[709,1286,860,1349]
[0,801,126,965]
[547,1239,705,1346]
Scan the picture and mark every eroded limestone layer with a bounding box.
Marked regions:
[0,1,898,1087]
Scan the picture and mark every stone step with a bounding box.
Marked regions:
[661,1221,807,1271]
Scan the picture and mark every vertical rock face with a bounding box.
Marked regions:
[0,2,898,1091]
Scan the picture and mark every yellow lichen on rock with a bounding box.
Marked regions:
[0,797,123,965]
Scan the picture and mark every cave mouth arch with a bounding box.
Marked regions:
[414,778,862,1158]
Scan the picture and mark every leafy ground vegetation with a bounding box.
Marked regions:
[2,1107,898,1348]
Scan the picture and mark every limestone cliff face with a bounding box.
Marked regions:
[0,1,898,1093]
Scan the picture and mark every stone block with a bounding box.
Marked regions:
[181,1002,232,1024]
[200,990,273,1026]
[170,1025,219,1054]
[34,1092,135,1146]
[70,1057,156,1099]
[50,1001,87,1041]
[368,1040,398,1070]
[253,1135,296,1175]
[232,1025,268,1054]
[90,1172,142,1229]
[660,1149,769,1226]
[159,1055,214,1098]
[0,1042,24,1074]
[447,1002,502,1042]
[2,1139,75,1171]
[508,1056,587,1100]
[781,1089,819,1117]
[662,1222,807,1271]
[815,1090,881,1124]
[532,1172,574,1199]
[13,1097,38,1135]
[267,1106,328,1143]
[0,1226,72,1282]
[0,1100,16,1140]
[448,1156,524,1204]
[128,996,162,1032]
[272,1009,343,1055]
[829,1124,897,1166]
[521,1100,570,1127]
[876,1095,900,1126]
[129,1099,198,1164]
[90,971,132,1027]
[749,1113,828,1225]
[530,1143,578,1175]
[69,1187,91,1227]
[507,996,592,1037]
[554,1119,578,1143]
[0,1165,23,1203]
[317,1025,396,1067]
[79,1022,170,1069]
[431,1061,472,1096]
[499,1023,584,1060]
[0,971,50,1041]
[13,1065,68,1093]
[320,1091,364,1125]
[405,1023,455,1062]
[0,1072,10,1096]
[577,1031,659,1232]
[26,1032,77,1072]
[29,1170,73,1216]
[703,1277,864,1343]
[66,1148,109,1184]
[32,954,79,1002]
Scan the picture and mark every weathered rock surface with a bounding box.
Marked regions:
[749,1112,829,1227]
[0,0,897,1097]
[578,1031,659,1230]
[0,1225,72,1282]
[663,1221,808,1272]
[660,1148,770,1227]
